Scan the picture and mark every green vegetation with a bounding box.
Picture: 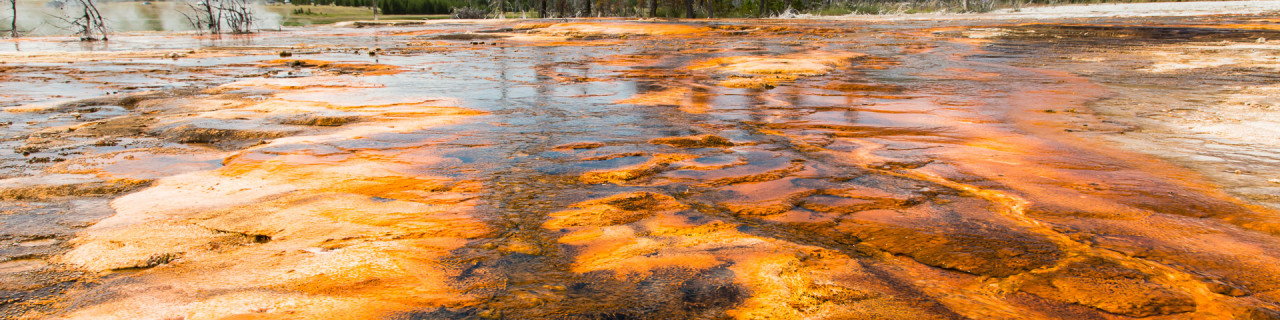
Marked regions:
[316,0,466,14]
[265,4,448,25]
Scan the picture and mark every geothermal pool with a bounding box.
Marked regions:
[2,16,1280,319]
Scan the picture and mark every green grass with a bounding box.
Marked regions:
[812,3,903,15]
[263,4,449,26]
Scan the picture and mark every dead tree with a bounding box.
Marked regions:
[204,0,220,34]
[180,0,212,34]
[60,0,108,41]
[219,0,255,33]
[179,0,255,34]
[178,0,221,34]
[7,0,16,38]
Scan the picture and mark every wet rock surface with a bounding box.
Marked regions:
[1,16,1280,319]
[1015,257,1197,317]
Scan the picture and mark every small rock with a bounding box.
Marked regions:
[1258,37,1267,43]
[278,51,292,57]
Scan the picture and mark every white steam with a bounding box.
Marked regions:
[4,0,281,36]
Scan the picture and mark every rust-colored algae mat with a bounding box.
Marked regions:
[3,15,1280,319]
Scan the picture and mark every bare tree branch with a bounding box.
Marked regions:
[55,0,108,41]
[218,0,256,34]
[178,1,209,34]
[177,0,257,35]
[8,0,17,38]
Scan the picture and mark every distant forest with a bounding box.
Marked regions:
[311,0,466,15]
[311,0,1205,17]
